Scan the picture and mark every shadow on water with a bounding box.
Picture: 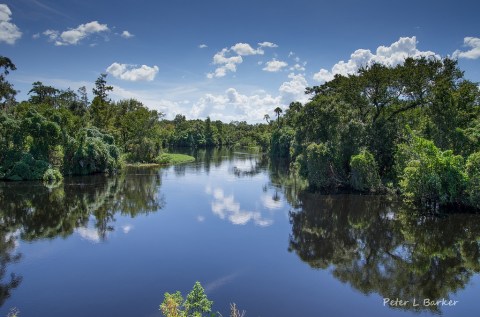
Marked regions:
[0,167,165,307]
[288,192,480,313]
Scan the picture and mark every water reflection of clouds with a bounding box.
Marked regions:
[5,229,21,250]
[76,223,134,243]
[205,185,275,227]
[75,227,101,243]
[122,224,133,234]
[261,194,283,210]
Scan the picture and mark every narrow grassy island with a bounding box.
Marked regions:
[155,153,196,165]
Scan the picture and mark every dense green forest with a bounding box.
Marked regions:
[0,56,272,183]
[271,57,480,211]
[1,55,479,211]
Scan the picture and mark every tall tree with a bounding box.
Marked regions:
[28,81,59,106]
[274,106,283,125]
[92,73,113,103]
[263,114,270,124]
[77,86,89,111]
[0,56,17,109]
[90,74,114,130]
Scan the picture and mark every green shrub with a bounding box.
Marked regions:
[42,168,63,183]
[64,127,120,175]
[349,150,382,192]
[125,137,160,163]
[7,153,50,181]
[299,142,339,190]
[396,135,467,207]
[466,152,480,209]
[270,127,295,158]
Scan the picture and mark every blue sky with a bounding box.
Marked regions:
[1,0,479,122]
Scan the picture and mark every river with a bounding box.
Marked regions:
[0,149,479,317]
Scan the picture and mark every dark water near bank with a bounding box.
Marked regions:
[0,149,479,317]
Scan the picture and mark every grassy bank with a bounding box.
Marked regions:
[155,153,196,165]
[125,153,195,167]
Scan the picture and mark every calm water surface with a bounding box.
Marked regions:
[0,149,479,317]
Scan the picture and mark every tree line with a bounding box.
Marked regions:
[0,56,272,182]
[270,57,480,211]
[2,54,479,211]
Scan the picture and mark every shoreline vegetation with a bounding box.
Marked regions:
[0,55,479,212]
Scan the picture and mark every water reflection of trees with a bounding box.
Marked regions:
[0,167,164,306]
[267,159,307,209]
[0,167,164,242]
[0,229,22,307]
[289,193,480,313]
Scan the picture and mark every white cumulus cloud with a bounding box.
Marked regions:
[43,29,59,41]
[199,43,208,48]
[263,59,288,72]
[121,30,134,38]
[0,4,22,44]
[258,41,278,48]
[313,69,334,83]
[107,63,159,81]
[453,37,480,59]
[207,41,278,78]
[231,42,263,56]
[44,21,109,46]
[290,63,306,72]
[279,73,309,104]
[313,36,439,83]
[207,48,244,78]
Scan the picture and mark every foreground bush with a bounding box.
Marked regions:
[160,282,213,317]
[160,282,245,317]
